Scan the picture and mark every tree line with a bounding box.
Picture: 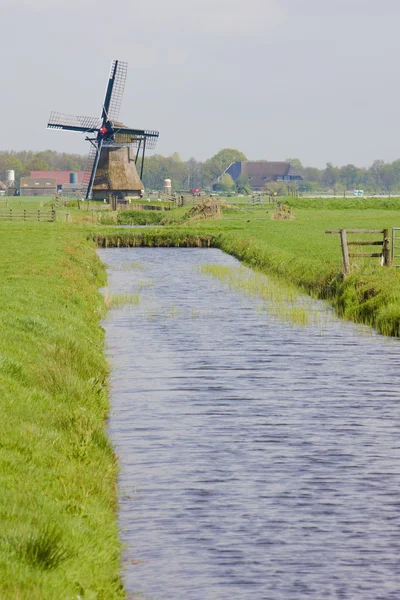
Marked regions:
[287,158,400,195]
[0,150,86,184]
[2,149,400,194]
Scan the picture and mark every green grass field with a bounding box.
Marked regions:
[0,222,123,599]
[93,197,400,335]
[1,193,400,597]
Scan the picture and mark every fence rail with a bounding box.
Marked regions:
[326,228,390,274]
[0,209,56,222]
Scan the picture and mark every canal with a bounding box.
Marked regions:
[99,247,400,600]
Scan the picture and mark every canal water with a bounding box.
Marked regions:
[99,248,400,600]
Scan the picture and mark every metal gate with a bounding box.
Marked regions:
[392,228,400,266]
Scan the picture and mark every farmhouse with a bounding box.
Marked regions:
[20,177,57,196]
[224,161,303,191]
[30,170,85,195]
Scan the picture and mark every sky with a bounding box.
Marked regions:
[1,0,400,167]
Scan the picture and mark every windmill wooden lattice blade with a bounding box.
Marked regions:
[47,112,101,133]
[104,60,128,122]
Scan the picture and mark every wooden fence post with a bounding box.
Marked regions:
[340,229,350,274]
[383,228,390,266]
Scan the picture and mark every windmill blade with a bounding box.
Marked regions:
[113,127,159,149]
[81,142,102,199]
[47,111,101,133]
[102,60,128,123]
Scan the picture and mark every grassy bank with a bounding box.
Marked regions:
[92,201,400,335]
[284,196,400,210]
[0,223,123,598]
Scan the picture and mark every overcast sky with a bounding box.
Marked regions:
[1,0,400,167]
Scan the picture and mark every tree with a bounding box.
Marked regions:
[369,159,385,192]
[25,157,50,173]
[339,164,360,190]
[213,173,235,192]
[3,157,24,185]
[185,157,202,190]
[380,164,396,195]
[203,148,247,186]
[212,148,247,171]
[303,167,322,183]
[298,181,319,193]
[236,175,252,195]
[323,162,339,190]
[286,158,304,177]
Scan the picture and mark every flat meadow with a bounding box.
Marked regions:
[96,196,400,335]
[1,193,400,597]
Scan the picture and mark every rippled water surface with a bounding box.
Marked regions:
[99,248,400,600]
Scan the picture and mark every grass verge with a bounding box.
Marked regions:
[0,223,124,599]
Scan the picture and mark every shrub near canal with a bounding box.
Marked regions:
[0,224,123,598]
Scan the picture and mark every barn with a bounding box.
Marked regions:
[20,177,57,196]
[224,161,303,191]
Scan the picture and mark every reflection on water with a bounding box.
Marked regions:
[99,248,400,600]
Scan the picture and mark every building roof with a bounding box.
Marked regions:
[30,171,86,185]
[20,177,58,188]
[226,161,303,189]
[0,181,7,190]
[241,161,292,178]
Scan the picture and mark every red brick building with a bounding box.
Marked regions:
[30,171,86,185]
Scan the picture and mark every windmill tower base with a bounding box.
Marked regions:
[92,146,144,201]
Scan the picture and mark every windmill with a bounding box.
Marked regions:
[47,60,159,200]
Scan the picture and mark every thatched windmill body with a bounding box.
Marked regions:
[47,60,159,200]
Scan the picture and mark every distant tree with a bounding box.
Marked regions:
[25,157,50,173]
[298,181,319,193]
[322,162,339,190]
[339,164,360,189]
[303,167,322,182]
[391,159,400,183]
[3,157,24,184]
[185,157,202,190]
[141,154,169,190]
[203,148,247,186]
[212,148,247,171]
[380,164,396,196]
[286,158,304,176]
[213,173,235,192]
[166,153,189,190]
[236,175,252,195]
[369,159,385,191]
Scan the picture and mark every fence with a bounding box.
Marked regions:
[0,209,56,222]
[326,228,390,274]
[391,228,400,267]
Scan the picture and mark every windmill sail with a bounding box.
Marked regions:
[103,60,128,122]
[81,144,99,199]
[113,127,159,148]
[47,112,101,133]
